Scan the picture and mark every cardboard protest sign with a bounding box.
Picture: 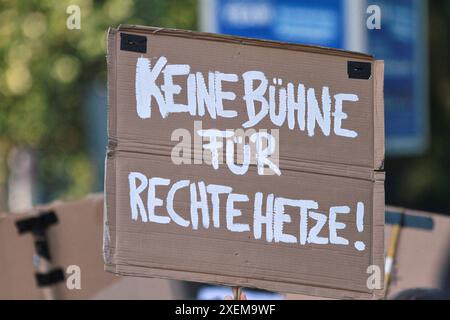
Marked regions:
[0,194,182,300]
[383,207,450,299]
[104,25,385,299]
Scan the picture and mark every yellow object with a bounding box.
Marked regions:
[385,212,404,297]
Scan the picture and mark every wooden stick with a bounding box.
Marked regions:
[384,211,404,298]
[232,286,241,300]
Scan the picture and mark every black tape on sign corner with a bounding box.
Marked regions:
[35,268,65,287]
[120,33,147,53]
[15,210,58,235]
[347,61,372,80]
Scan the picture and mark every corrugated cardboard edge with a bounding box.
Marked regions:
[371,61,386,299]
[105,263,380,300]
[117,24,374,60]
[103,27,118,269]
[372,172,386,299]
[373,61,385,170]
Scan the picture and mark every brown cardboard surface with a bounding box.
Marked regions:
[0,213,41,299]
[109,26,381,170]
[384,207,450,298]
[105,25,385,299]
[0,195,181,299]
[92,277,184,300]
[287,207,450,300]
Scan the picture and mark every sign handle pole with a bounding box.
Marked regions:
[39,258,57,300]
[232,286,241,300]
[384,210,405,298]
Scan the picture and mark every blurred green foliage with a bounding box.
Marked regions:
[0,0,197,207]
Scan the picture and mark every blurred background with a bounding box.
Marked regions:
[0,0,449,300]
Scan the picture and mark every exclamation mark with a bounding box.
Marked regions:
[354,202,366,251]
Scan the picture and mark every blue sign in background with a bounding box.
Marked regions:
[210,0,428,155]
[367,0,428,155]
[216,0,345,48]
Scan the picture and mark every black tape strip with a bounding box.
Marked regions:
[35,239,51,261]
[348,61,372,80]
[16,211,58,235]
[35,268,65,287]
[385,211,434,230]
[16,211,58,261]
[120,33,147,53]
